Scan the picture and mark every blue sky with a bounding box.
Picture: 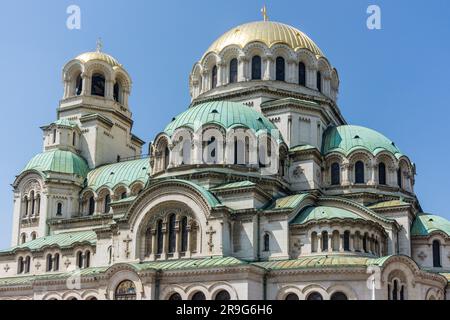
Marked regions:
[0,0,449,248]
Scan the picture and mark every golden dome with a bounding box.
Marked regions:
[75,51,122,68]
[206,21,324,57]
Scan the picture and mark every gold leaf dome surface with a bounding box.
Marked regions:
[206,21,324,57]
[75,51,122,68]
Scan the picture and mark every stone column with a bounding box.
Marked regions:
[339,233,344,252]
[349,234,354,252]
[238,56,248,82]
[173,217,180,259]
[150,230,157,260]
[217,62,226,87]
[263,55,274,80]
[186,225,192,258]
[342,163,351,186]
[81,73,90,95]
[287,59,296,83]
[369,163,377,186]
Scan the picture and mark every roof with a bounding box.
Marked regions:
[22,149,89,178]
[43,119,79,129]
[290,206,361,225]
[86,158,150,191]
[164,101,282,142]
[266,194,310,210]
[210,180,256,191]
[0,231,96,254]
[254,255,392,270]
[289,144,318,153]
[131,256,245,271]
[205,21,324,57]
[411,213,450,237]
[75,51,122,68]
[322,125,403,157]
[368,200,411,210]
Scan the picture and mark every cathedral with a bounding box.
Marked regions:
[0,16,449,301]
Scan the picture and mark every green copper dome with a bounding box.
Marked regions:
[411,213,450,237]
[291,206,361,225]
[164,101,281,139]
[22,149,89,178]
[322,125,403,157]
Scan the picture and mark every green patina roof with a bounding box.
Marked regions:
[289,144,318,153]
[411,213,450,237]
[254,255,393,270]
[291,206,361,225]
[266,194,310,210]
[131,256,244,271]
[22,149,89,178]
[52,119,79,128]
[0,231,96,254]
[164,101,281,140]
[322,125,403,157]
[151,179,221,208]
[87,158,150,191]
[210,180,256,191]
[368,200,410,210]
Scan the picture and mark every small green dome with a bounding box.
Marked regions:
[411,214,450,237]
[164,101,281,139]
[291,206,361,225]
[22,149,89,178]
[322,125,403,157]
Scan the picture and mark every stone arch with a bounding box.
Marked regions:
[81,290,101,300]
[276,285,304,300]
[42,292,62,300]
[161,284,187,300]
[302,284,329,300]
[62,291,82,300]
[209,282,239,300]
[171,127,194,166]
[105,265,144,300]
[185,283,210,300]
[326,284,357,300]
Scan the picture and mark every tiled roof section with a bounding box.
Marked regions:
[210,180,256,191]
[367,200,410,209]
[164,101,282,142]
[254,255,391,270]
[411,213,450,237]
[87,158,150,191]
[0,231,96,254]
[132,256,245,271]
[322,125,403,158]
[266,194,309,210]
[289,144,318,153]
[290,206,361,225]
[52,119,79,128]
[22,150,89,178]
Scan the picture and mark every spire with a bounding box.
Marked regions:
[96,37,103,52]
[261,4,269,21]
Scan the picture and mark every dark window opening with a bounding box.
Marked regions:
[251,56,262,80]
[229,59,238,83]
[91,73,105,97]
[298,62,306,86]
[276,57,285,81]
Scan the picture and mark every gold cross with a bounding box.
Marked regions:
[96,37,103,52]
[261,5,269,21]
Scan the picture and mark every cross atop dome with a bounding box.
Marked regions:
[96,37,103,52]
[261,5,269,21]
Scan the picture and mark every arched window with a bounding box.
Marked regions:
[54,253,60,271]
[307,292,323,301]
[36,194,41,216]
[72,132,76,146]
[331,162,340,185]
[85,251,91,268]
[164,146,170,170]
[215,290,231,300]
[355,161,365,184]
[330,292,348,300]
[298,62,306,86]
[53,129,57,144]
[24,196,29,217]
[121,192,127,199]
[168,214,176,254]
[263,233,270,252]
[31,232,37,241]
[191,292,206,300]
[317,71,322,92]
[433,240,441,267]
[56,202,63,216]
[115,280,137,300]
[397,169,402,188]
[88,196,95,215]
[91,73,105,97]
[104,194,111,213]
[77,251,83,268]
[285,293,299,300]
[24,256,30,273]
[156,220,163,255]
[75,74,83,96]
[17,257,24,274]
[113,82,120,102]
[46,254,53,272]
[378,162,387,185]
[393,280,398,300]
[321,231,329,252]
[311,232,318,253]
[276,57,285,81]
[31,191,35,216]
[251,56,262,80]
[343,231,350,251]
[169,293,182,300]
[363,234,368,253]
[21,233,26,244]
[211,65,217,89]
[181,216,188,252]
[229,58,238,83]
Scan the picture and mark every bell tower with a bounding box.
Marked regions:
[58,42,144,168]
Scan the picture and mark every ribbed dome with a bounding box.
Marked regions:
[205,21,324,57]
[164,101,280,139]
[75,51,122,68]
[290,206,361,225]
[411,214,450,237]
[22,150,89,178]
[322,125,403,157]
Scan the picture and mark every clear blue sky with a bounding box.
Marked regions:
[0,0,449,248]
